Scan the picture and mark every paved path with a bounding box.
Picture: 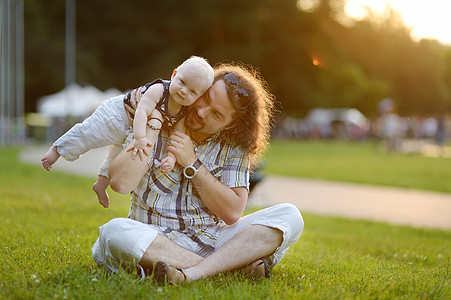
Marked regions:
[249,176,451,230]
[21,145,451,231]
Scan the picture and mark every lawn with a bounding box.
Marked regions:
[264,139,451,194]
[1,146,450,299]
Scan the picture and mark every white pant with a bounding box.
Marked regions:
[92,203,304,276]
[53,95,131,177]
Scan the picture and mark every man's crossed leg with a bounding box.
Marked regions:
[92,203,304,284]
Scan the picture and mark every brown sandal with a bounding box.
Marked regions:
[154,261,187,285]
[242,257,270,279]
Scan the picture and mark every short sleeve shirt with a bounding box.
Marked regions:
[126,130,250,255]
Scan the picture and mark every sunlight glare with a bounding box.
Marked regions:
[344,0,451,45]
[345,0,387,20]
[297,0,320,13]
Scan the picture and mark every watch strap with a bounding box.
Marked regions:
[192,159,202,170]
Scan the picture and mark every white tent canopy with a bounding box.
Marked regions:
[307,108,369,129]
[37,83,122,118]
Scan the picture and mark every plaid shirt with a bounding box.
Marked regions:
[127,130,250,255]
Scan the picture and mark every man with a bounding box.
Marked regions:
[92,63,304,284]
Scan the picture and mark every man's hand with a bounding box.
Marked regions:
[126,137,153,161]
[167,130,197,167]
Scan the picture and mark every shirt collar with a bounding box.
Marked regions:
[192,132,221,147]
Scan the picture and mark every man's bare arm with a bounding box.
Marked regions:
[168,130,248,225]
[193,169,248,225]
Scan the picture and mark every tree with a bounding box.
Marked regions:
[23,0,451,117]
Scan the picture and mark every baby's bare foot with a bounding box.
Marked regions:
[93,182,110,208]
[41,146,60,171]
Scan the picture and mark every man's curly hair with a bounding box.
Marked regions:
[214,63,277,169]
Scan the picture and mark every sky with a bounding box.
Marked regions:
[344,0,451,45]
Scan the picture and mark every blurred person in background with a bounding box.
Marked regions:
[435,114,447,157]
[379,109,402,152]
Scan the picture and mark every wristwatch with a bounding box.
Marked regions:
[183,159,202,179]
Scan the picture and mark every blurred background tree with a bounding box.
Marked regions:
[23,0,451,117]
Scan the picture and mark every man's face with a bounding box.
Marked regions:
[184,80,236,141]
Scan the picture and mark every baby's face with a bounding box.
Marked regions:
[169,65,212,106]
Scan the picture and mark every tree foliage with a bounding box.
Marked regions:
[24,0,451,117]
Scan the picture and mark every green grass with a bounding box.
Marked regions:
[1,146,450,299]
[264,140,451,194]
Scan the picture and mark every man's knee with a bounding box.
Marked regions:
[97,218,127,253]
[98,218,158,265]
[271,203,304,240]
[99,218,129,240]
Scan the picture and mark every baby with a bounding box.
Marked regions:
[41,56,214,208]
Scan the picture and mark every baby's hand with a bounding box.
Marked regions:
[126,137,153,161]
[160,156,176,173]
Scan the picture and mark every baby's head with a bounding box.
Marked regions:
[169,56,214,106]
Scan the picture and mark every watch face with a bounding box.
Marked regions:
[183,160,201,179]
[185,167,195,177]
